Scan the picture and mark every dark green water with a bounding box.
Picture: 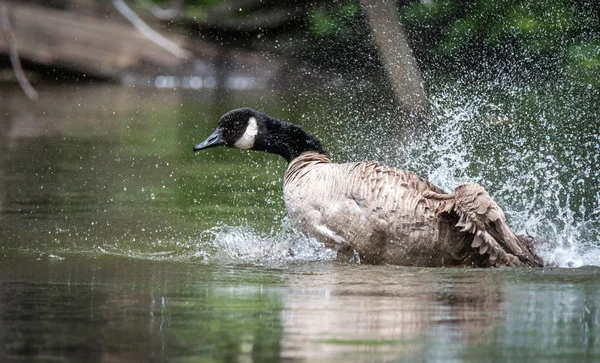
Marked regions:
[1,253,599,362]
[1,84,599,362]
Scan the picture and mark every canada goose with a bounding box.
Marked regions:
[194,108,545,267]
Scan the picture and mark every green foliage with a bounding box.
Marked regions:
[300,1,382,72]
[402,0,600,85]
[133,0,599,87]
[308,2,360,38]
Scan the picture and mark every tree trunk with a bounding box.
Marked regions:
[359,0,429,116]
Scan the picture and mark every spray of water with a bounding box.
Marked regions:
[199,219,336,266]
[395,81,600,267]
[189,77,598,268]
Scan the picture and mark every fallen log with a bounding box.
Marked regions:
[0,2,188,80]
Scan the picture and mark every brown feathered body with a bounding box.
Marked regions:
[284,152,544,267]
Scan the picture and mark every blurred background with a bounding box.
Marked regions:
[0,1,599,362]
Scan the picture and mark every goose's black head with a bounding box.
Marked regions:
[193,108,327,162]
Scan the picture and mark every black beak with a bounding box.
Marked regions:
[193,129,224,151]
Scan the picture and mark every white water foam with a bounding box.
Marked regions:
[198,220,336,267]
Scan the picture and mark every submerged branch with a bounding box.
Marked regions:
[112,0,192,60]
[0,4,38,101]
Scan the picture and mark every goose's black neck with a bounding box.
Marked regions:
[254,115,327,163]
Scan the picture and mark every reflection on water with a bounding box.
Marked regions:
[0,254,598,362]
[0,254,284,362]
[0,82,599,361]
[280,265,506,361]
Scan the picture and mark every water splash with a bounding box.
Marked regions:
[395,81,600,267]
[199,220,336,267]
[185,77,598,268]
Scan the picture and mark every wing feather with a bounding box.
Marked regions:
[284,152,544,267]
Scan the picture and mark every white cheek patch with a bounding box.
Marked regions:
[234,116,258,149]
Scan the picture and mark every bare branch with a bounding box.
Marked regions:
[0,4,38,102]
[112,0,192,60]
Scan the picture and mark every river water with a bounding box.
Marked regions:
[0,83,598,361]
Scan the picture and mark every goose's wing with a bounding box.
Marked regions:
[442,183,544,267]
[344,160,451,219]
[337,161,467,265]
[284,154,543,267]
[346,162,543,267]
[284,159,452,261]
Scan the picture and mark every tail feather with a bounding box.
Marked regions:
[452,184,542,267]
